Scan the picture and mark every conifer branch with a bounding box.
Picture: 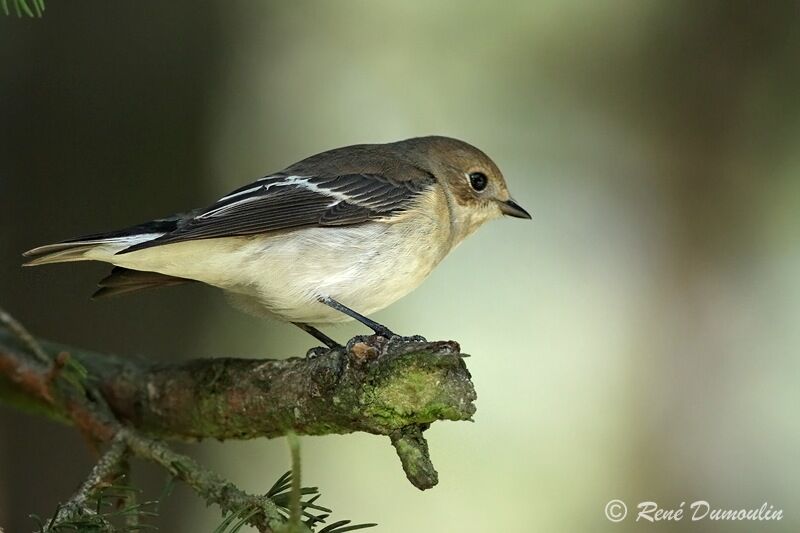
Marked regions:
[0,307,477,528]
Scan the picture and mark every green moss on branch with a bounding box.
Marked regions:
[0,327,477,489]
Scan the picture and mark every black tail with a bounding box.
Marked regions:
[22,214,186,266]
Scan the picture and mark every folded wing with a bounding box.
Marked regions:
[118,173,434,254]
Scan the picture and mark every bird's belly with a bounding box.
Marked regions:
[142,220,442,324]
[238,223,445,324]
[105,219,449,324]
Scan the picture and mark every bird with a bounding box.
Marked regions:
[23,136,531,348]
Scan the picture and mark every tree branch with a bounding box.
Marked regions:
[0,321,477,492]
[123,428,283,531]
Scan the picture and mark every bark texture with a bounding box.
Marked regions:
[0,326,477,490]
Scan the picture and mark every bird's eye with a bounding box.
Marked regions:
[468,172,488,192]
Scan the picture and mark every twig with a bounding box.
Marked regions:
[123,429,283,532]
[48,432,129,527]
[390,426,438,490]
[119,454,139,530]
[0,305,50,367]
[44,428,284,532]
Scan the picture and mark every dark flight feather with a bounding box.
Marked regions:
[92,267,195,299]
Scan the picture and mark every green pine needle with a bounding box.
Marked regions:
[214,505,260,533]
[1,0,45,18]
[319,521,379,533]
[34,477,159,532]
[217,469,377,533]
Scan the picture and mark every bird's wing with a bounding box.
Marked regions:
[118,173,435,254]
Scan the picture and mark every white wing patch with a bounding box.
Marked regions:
[216,185,262,203]
[196,195,262,219]
[198,175,354,220]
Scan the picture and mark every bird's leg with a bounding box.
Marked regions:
[318,296,396,338]
[292,322,342,350]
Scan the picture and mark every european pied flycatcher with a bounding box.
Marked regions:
[24,136,530,347]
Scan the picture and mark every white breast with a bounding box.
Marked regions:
[229,218,449,324]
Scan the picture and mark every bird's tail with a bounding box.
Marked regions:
[22,234,165,266]
[22,216,183,267]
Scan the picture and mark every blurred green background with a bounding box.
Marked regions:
[2,1,800,532]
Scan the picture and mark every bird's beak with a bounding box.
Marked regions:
[499,198,532,219]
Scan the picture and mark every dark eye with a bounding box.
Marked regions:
[468,172,488,192]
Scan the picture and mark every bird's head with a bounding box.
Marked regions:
[396,136,531,241]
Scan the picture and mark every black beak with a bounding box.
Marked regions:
[499,198,531,219]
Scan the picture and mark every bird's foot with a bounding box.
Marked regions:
[345,333,429,361]
[384,334,428,352]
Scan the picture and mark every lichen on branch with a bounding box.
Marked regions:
[0,313,477,503]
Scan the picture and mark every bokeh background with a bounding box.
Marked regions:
[2,1,799,532]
